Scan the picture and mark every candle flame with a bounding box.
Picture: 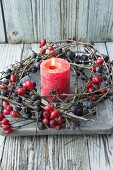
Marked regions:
[51,57,55,66]
[49,57,57,70]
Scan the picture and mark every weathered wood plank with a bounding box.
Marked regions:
[0,44,23,71]
[2,0,35,43]
[0,44,23,168]
[32,0,77,42]
[0,1,5,42]
[76,0,89,41]
[47,136,91,170]
[94,43,107,55]
[88,135,113,170]
[1,0,113,43]
[87,0,113,42]
[32,0,61,42]
[1,136,48,170]
[1,135,91,170]
[106,42,113,60]
[86,43,113,170]
[0,135,5,162]
[59,0,77,40]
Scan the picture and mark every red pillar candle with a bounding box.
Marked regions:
[40,58,70,102]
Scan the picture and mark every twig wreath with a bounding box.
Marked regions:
[0,39,113,135]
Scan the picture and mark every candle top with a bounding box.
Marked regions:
[41,58,70,73]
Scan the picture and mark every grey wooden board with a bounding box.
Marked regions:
[1,43,113,170]
[1,0,113,43]
[0,44,23,166]
[0,2,5,43]
[1,136,91,170]
[87,0,113,42]
[1,43,113,136]
[2,0,35,43]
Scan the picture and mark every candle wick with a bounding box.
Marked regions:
[49,58,57,69]
[49,65,57,70]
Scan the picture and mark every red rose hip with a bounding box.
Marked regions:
[50,120,56,126]
[55,124,62,130]
[88,87,94,92]
[42,118,50,125]
[57,116,63,123]
[16,87,26,95]
[6,105,13,112]
[40,39,46,47]
[0,114,4,121]
[25,80,35,90]
[40,49,46,55]
[44,105,54,111]
[50,110,59,119]
[96,57,104,66]
[2,119,10,125]
[11,111,21,118]
[2,124,11,131]
[0,84,8,90]
[4,129,13,134]
[99,88,107,94]
[43,111,50,118]
[10,74,16,82]
[48,46,54,51]
[2,100,9,108]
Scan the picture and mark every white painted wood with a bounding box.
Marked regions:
[0,2,5,42]
[2,0,34,43]
[76,0,89,41]
[0,135,5,161]
[0,44,23,73]
[1,135,91,170]
[94,43,107,55]
[59,0,77,40]
[86,43,113,170]
[0,44,23,165]
[87,135,113,170]
[32,0,61,42]
[106,42,113,60]
[87,0,113,42]
[47,136,90,170]
[1,0,113,43]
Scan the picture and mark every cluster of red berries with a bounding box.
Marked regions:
[0,116,13,134]
[42,105,63,130]
[0,100,22,134]
[39,39,55,58]
[16,80,35,95]
[0,40,113,134]
[0,73,17,90]
[0,79,36,134]
[86,57,107,101]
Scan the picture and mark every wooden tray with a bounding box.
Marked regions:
[1,70,113,136]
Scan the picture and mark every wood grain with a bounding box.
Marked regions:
[0,44,23,169]
[76,0,89,41]
[0,43,113,170]
[2,0,35,43]
[87,0,113,42]
[86,43,113,170]
[0,1,5,43]
[1,43,113,136]
[0,0,113,43]
[1,136,91,170]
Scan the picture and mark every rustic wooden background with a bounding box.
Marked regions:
[0,0,113,43]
